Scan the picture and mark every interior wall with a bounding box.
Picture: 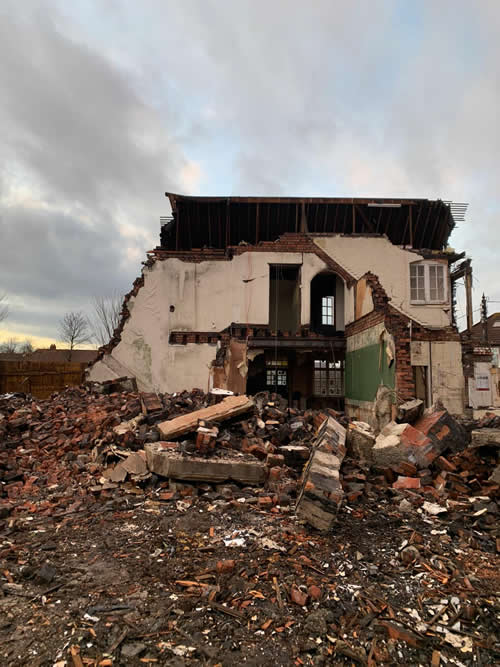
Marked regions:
[430,341,465,414]
[314,236,452,327]
[355,278,374,319]
[336,277,345,330]
[89,250,340,392]
[468,360,492,409]
[269,266,300,332]
[346,322,395,403]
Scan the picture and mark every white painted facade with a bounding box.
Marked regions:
[89,236,458,396]
[313,236,452,327]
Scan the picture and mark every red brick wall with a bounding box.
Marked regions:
[347,272,461,403]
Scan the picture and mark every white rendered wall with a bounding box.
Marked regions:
[314,236,451,327]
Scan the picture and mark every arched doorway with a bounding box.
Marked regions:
[310,272,344,335]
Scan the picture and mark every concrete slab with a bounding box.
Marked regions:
[471,429,500,447]
[145,443,266,485]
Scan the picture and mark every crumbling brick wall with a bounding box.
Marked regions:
[347,272,462,403]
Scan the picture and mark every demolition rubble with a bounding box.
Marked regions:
[0,383,499,666]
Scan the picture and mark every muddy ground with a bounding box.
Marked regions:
[1,482,498,666]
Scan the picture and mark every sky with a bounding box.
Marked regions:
[1,0,499,348]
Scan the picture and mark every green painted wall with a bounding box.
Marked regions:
[345,342,395,402]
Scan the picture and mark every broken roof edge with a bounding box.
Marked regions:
[167,191,433,209]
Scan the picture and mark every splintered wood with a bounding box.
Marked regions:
[296,415,346,532]
[157,394,254,440]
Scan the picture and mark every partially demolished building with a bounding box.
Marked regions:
[89,194,470,425]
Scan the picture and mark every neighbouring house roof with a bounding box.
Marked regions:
[29,348,98,364]
[467,313,500,346]
[161,193,466,252]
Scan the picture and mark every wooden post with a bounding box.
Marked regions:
[256,203,260,243]
[465,267,473,332]
[409,205,413,247]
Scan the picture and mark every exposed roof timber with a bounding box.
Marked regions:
[162,193,464,252]
[167,193,422,210]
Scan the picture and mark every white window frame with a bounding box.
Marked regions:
[321,295,335,326]
[410,262,448,305]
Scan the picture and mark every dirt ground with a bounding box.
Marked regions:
[1,481,499,666]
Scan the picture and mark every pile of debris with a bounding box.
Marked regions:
[1,385,499,665]
[347,400,499,509]
[0,384,324,522]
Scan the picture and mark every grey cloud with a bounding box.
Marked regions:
[0,2,194,338]
[1,0,499,343]
[0,206,133,300]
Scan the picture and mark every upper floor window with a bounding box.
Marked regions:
[321,296,334,325]
[410,262,447,304]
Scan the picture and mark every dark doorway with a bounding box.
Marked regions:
[269,265,300,333]
[413,366,428,406]
[247,352,290,400]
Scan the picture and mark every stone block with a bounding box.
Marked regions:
[471,428,500,448]
[145,443,266,485]
[373,421,436,469]
[347,421,376,462]
[413,406,468,456]
[397,399,424,424]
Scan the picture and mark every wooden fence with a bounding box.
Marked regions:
[0,361,86,399]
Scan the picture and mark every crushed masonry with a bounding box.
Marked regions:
[0,382,499,665]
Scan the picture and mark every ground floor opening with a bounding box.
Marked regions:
[246,347,345,410]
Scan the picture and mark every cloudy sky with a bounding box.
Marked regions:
[1,0,499,347]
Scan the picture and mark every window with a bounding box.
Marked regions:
[266,357,288,387]
[266,369,287,386]
[321,296,334,325]
[313,359,344,396]
[410,263,447,303]
[410,264,426,302]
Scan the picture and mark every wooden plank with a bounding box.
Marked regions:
[158,394,254,440]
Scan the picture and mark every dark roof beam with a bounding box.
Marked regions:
[354,204,376,233]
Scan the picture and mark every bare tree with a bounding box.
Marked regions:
[0,294,8,324]
[0,337,18,354]
[58,311,91,361]
[88,293,123,346]
[19,339,34,355]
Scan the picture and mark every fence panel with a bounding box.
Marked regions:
[0,361,85,398]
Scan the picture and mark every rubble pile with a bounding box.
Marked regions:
[0,386,499,665]
[0,385,322,522]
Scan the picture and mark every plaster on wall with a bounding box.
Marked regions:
[430,341,465,414]
[314,236,451,327]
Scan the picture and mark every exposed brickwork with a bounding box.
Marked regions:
[151,233,356,285]
[345,311,385,337]
[346,272,462,402]
[149,249,229,263]
[93,271,148,364]
[169,323,343,345]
